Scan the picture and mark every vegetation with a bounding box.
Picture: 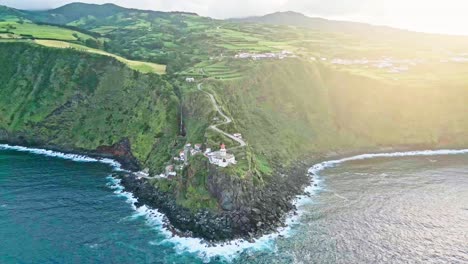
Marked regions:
[215,58,468,167]
[0,42,178,172]
[34,40,166,74]
[0,21,93,41]
[1,2,468,212]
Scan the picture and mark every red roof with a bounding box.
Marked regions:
[220,143,226,149]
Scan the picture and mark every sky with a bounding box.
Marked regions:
[2,0,468,35]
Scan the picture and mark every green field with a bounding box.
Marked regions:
[0,21,92,41]
[0,20,167,74]
[34,40,166,74]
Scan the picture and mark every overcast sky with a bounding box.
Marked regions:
[2,0,468,35]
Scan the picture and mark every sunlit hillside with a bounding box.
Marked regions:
[1,2,467,221]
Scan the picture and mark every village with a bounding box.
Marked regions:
[203,50,296,62]
[234,50,295,60]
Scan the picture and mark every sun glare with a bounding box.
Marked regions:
[380,0,468,35]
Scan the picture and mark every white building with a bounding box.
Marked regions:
[179,150,185,161]
[204,148,212,155]
[165,165,177,178]
[208,143,236,168]
[185,77,195,83]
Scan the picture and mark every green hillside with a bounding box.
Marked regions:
[27,3,127,24]
[0,21,93,41]
[1,2,468,224]
[214,59,468,167]
[0,42,178,171]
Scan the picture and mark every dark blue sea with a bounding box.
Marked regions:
[1,145,467,263]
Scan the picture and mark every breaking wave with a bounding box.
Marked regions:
[3,144,467,261]
[0,144,124,171]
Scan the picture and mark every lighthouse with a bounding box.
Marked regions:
[220,143,227,158]
[207,143,236,167]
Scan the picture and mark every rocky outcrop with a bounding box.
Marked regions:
[207,163,310,237]
[118,161,311,242]
[96,139,140,171]
[119,174,235,241]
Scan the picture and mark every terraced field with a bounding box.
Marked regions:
[193,60,245,80]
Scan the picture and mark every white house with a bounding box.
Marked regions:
[185,77,195,83]
[204,148,212,155]
[208,143,236,167]
[165,165,177,178]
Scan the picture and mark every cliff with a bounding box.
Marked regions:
[2,43,468,242]
[0,42,180,171]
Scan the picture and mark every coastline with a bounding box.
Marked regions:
[116,160,312,242]
[0,137,141,171]
[0,143,125,170]
[2,142,468,259]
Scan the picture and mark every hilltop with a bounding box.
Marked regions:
[231,11,401,35]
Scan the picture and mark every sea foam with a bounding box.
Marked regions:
[105,175,284,262]
[3,144,467,261]
[0,144,124,171]
[115,148,467,261]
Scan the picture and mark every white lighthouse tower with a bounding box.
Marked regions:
[207,143,236,167]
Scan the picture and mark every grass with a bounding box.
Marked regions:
[90,26,118,34]
[34,40,166,74]
[2,5,468,212]
[0,22,92,41]
[0,42,177,172]
[212,58,468,169]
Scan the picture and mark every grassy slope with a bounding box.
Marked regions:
[0,21,92,41]
[34,40,166,74]
[215,59,468,166]
[0,42,178,171]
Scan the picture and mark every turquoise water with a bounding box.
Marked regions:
[0,149,215,263]
[1,147,467,263]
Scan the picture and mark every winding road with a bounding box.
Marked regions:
[198,83,247,148]
[134,83,245,179]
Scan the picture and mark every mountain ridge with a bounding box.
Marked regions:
[10,2,200,23]
[1,2,465,37]
[0,3,425,36]
[230,10,412,36]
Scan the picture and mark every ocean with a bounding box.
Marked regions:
[1,145,467,263]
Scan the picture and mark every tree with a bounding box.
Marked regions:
[85,38,100,49]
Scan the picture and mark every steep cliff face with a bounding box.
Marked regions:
[0,42,179,171]
[217,59,468,165]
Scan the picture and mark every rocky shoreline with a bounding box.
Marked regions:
[2,135,454,243]
[2,135,313,242]
[116,161,312,243]
[114,144,452,243]
[0,135,141,171]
